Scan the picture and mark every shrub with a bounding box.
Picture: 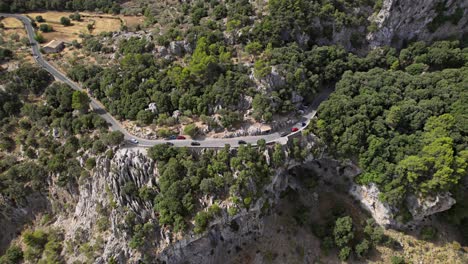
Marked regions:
[69,12,81,21]
[390,255,406,264]
[39,24,53,32]
[60,17,71,26]
[85,157,96,170]
[35,16,45,22]
[338,246,351,261]
[183,124,199,138]
[0,245,23,264]
[355,239,370,258]
[420,226,438,241]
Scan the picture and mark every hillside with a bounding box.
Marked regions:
[0,0,467,263]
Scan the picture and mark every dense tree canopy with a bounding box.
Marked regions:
[315,41,468,206]
[0,0,121,13]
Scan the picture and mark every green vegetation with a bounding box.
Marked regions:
[0,0,121,13]
[0,245,23,264]
[39,23,53,32]
[22,229,63,263]
[60,16,71,26]
[147,143,270,232]
[427,2,463,32]
[315,41,468,207]
[0,64,113,204]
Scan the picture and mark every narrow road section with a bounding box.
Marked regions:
[1,13,333,148]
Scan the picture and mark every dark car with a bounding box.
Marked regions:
[165,142,174,146]
[238,140,247,145]
[176,135,186,140]
[190,141,201,146]
[166,135,177,140]
[302,122,307,127]
[280,132,289,137]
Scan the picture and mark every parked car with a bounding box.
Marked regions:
[190,141,201,146]
[166,135,177,140]
[130,138,139,144]
[301,122,307,127]
[291,127,299,132]
[238,140,247,145]
[176,135,186,140]
[280,132,289,137]
[165,142,174,146]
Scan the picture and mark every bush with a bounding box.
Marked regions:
[69,12,81,21]
[390,255,406,264]
[23,229,48,249]
[85,157,96,169]
[183,124,199,138]
[420,226,438,241]
[35,16,45,22]
[34,33,45,43]
[0,136,15,151]
[39,24,53,32]
[338,246,351,261]
[0,245,23,264]
[60,17,71,26]
[355,239,370,258]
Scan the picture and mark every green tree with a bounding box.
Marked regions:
[72,91,90,113]
[60,17,71,26]
[34,33,45,43]
[245,41,262,56]
[355,239,370,258]
[338,246,351,261]
[183,124,199,138]
[0,245,23,264]
[39,23,53,32]
[272,144,284,167]
[333,216,354,248]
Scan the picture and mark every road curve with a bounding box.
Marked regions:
[1,13,333,148]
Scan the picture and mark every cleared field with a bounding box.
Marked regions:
[122,16,144,29]
[1,17,23,28]
[25,11,123,42]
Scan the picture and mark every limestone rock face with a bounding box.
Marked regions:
[349,183,395,227]
[367,0,468,48]
[407,193,456,222]
[349,183,456,228]
[56,148,158,263]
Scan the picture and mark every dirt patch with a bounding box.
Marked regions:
[122,16,144,30]
[25,11,123,42]
[1,17,23,28]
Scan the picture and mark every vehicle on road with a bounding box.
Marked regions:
[302,122,306,127]
[238,140,247,145]
[166,135,177,140]
[165,142,174,146]
[130,138,139,144]
[280,132,289,137]
[176,135,186,140]
[291,127,299,132]
[190,141,201,146]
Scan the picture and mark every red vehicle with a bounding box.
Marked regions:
[291,127,299,132]
[176,135,186,140]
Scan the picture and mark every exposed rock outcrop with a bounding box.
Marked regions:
[55,148,158,263]
[350,183,456,229]
[368,0,468,48]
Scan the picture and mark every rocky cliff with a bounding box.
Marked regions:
[368,0,468,48]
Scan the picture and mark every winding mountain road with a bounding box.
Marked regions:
[2,13,333,148]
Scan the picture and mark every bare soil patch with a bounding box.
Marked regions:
[25,11,123,42]
[1,17,23,28]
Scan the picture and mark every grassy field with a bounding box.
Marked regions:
[1,17,23,28]
[25,11,127,42]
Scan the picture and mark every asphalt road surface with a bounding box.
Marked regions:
[1,13,333,148]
